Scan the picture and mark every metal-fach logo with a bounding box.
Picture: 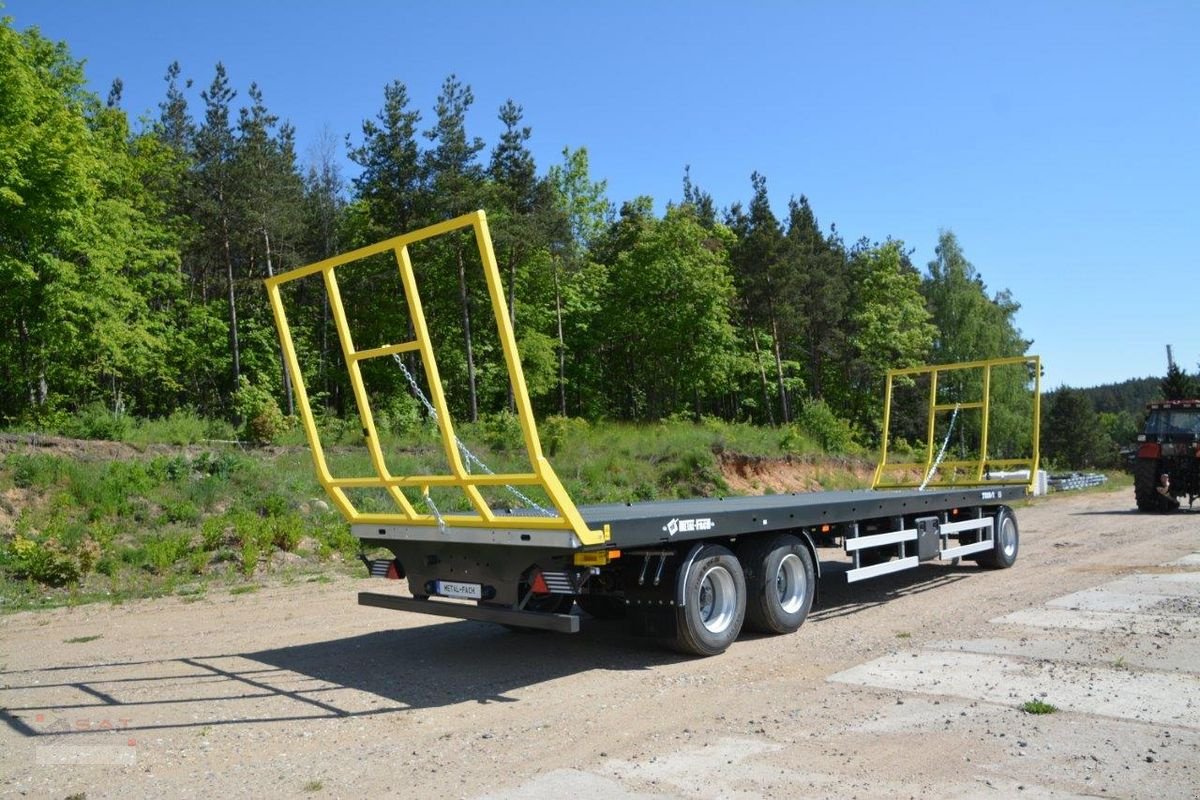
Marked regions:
[663,517,715,537]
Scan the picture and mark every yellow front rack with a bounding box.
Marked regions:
[872,356,1041,493]
[264,211,607,547]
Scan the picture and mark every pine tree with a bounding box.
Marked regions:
[727,173,789,423]
[424,75,486,421]
[1160,362,1197,400]
[193,63,242,399]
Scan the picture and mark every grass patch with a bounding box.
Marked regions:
[303,780,324,792]
[1,417,881,611]
[230,584,259,595]
[1020,699,1058,715]
[63,634,102,644]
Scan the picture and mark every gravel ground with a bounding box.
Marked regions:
[2,487,1198,799]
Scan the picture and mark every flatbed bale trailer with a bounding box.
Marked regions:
[266,211,1040,657]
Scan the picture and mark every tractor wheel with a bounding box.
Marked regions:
[1133,459,1172,512]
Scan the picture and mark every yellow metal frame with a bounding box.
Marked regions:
[872,356,1041,492]
[264,210,607,546]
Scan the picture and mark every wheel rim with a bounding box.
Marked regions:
[775,553,807,614]
[697,565,737,634]
[999,517,1017,557]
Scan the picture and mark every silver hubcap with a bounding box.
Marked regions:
[697,565,737,634]
[775,553,807,614]
[999,517,1016,557]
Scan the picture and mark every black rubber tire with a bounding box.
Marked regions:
[977,506,1019,569]
[670,544,746,657]
[576,593,627,619]
[1133,459,1173,512]
[740,534,816,635]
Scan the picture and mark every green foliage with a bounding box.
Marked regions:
[233,377,286,443]
[1,533,94,586]
[1042,387,1107,469]
[790,399,860,454]
[132,408,213,446]
[8,453,66,489]
[59,403,133,441]
[1020,699,1058,715]
[140,533,192,575]
[591,203,741,419]
[481,410,523,451]
[1161,362,1198,401]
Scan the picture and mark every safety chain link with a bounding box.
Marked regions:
[391,355,553,517]
[919,402,961,492]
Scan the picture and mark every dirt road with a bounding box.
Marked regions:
[3,487,1199,799]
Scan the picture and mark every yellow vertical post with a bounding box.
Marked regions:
[924,369,940,479]
[393,243,492,520]
[322,268,418,517]
[977,363,992,481]
[873,372,895,487]
[1030,355,1041,494]
[265,282,356,520]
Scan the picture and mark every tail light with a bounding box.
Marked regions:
[1137,443,1161,459]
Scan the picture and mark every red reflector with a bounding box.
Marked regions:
[1138,443,1162,459]
[386,561,400,580]
[530,571,550,594]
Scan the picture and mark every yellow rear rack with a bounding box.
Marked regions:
[872,356,1041,493]
[264,211,607,547]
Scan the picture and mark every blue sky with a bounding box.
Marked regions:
[8,1,1198,391]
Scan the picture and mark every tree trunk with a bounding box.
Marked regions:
[553,261,567,416]
[748,322,775,427]
[262,228,295,416]
[456,246,478,422]
[221,206,240,397]
[506,244,517,412]
[771,315,790,424]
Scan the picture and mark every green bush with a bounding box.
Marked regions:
[160,500,200,524]
[135,408,210,446]
[480,410,523,452]
[60,402,133,441]
[233,378,286,444]
[658,448,728,497]
[542,415,587,457]
[8,453,66,489]
[792,399,860,454]
[3,534,82,586]
[141,533,192,575]
[68,460,155,519]
[377,392,424,436]
[193,450,243,479]
[239,538,260,576]
[268,514,303,552]
[200,516,229,551]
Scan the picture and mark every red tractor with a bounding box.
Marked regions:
[1133,400,1200,511]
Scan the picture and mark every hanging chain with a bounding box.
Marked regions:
[391,354,553,517]
[919,403,961,491]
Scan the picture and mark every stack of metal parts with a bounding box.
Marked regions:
[1047,472,1109,492]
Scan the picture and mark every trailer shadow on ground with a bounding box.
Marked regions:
[1,562,1001,741]
[808,560,977,623]
[0,614,688,740]
[1070,508,1198,516]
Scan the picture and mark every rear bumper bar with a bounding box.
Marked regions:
[358,591,580,633]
